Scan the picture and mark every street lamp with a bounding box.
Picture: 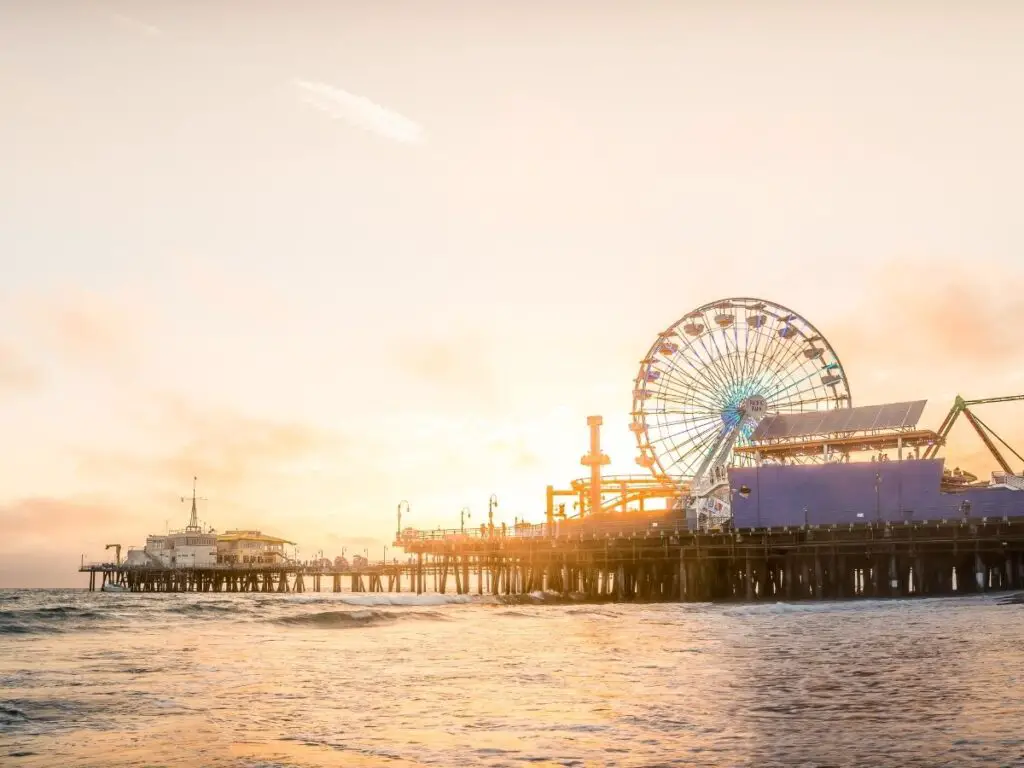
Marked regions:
[460,507,471,532]
[397,500,410,537]
[875,472,882,523]
[489,494,498,534]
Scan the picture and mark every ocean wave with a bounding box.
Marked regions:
[0,606,107,635]
[0,703,28,723]
[334,593,476,607]
[493,591,590,606]
[271,608,448,628]
[164,602,237,615]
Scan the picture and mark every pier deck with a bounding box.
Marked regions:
[82,517,1024,601]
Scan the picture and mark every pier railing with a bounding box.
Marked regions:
[79,560,397,573]
[396,522,548,544]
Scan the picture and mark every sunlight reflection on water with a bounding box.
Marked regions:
[1,591,1022,767]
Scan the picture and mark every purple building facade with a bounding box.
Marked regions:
[728,458,1024,528]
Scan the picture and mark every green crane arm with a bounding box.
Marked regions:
[924,394,1024,469]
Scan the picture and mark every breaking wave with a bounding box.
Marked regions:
[271,609,448,628]
[0,606,106,635]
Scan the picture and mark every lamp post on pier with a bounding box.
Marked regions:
[460,507,471,533]
[875,472,882,524]
[397,500,410,538]
[488,494,498,537]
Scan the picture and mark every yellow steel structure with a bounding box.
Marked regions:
[545,475,684,526]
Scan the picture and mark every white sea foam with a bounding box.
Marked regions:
[335,593,476,607]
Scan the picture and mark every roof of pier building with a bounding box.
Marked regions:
[735,400,942,460]
[750,400,928,442]
[217,530,295,546]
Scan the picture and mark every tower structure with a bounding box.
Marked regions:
[580,416,610,515]
[181,476,207,533]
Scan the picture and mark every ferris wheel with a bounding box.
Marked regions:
[632,298,852,481]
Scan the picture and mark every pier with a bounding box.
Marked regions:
[82,516,1024,601]
[79,301,1024,604]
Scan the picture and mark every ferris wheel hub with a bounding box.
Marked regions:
[740,395,767,422]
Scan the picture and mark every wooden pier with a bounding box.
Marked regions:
[82,516,1024,601]
[81,562,406,594]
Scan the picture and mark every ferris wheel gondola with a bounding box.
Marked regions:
[631,298,852,497]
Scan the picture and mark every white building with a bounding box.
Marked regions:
[138,479,218,568]
[143,531,218,568]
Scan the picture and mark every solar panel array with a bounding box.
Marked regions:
[750,400,928,442]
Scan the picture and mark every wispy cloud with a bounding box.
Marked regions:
[75,394,345,491]
[294,79,424,144]
[828,259,1024,373]
[0,342,41,392]
[105,10,161,36]
[18,288,145,374]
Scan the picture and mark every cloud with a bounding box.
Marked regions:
[0,497,131,547]
[0,552,91,589]
[294,79,424,144]
[403,336,489,385]
[0,496,157,586]
[13,287,146,375]
[828,259,1024,375]
[105,10,161,36]
[394,333,507,414]
[821,262,1024,475]
[76,394,344,492]
[0,342,41,392]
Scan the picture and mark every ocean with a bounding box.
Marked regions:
[1,589,1022,767]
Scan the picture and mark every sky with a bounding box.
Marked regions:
[2,1,1023,586]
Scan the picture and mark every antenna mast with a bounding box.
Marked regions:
[181,476,208,533]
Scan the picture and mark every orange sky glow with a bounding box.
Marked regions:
[2,1,1023,586]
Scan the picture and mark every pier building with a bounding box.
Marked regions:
[216,530,294,565]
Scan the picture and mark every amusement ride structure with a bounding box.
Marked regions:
[544,296,1023,532]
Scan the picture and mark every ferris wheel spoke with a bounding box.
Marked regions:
[677,327,731,391]
[649,408,729,420]
[692,332,740,398]
[649,352,731,411]
[758,320,830,398]
[669,348,726,403]
[722,323,749,386]
[646,417,721,445]
[711,325,746,390]
[656,415,720,450]
[664,424,725,476]
[763,363,830,403]
[657,371,729,413]
[771,393,841,411]
[761,344,812,395]
[653,385,723,416]
[652,370,724,410]
[650,410,720,435]
[740,323,783,391]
